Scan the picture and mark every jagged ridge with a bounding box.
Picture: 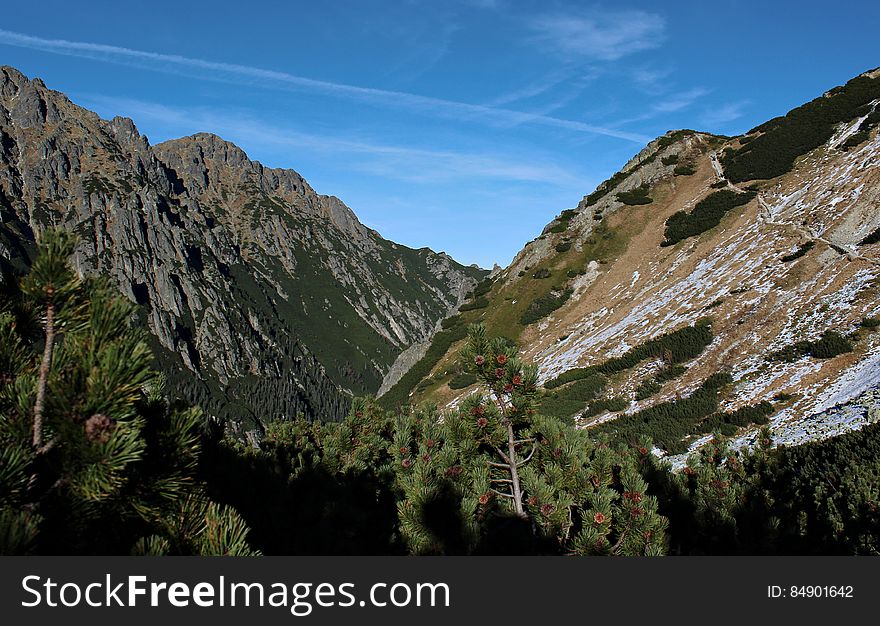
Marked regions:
[0,65,485,426]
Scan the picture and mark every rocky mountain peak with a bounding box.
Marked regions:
[154,133,370,242]
[107,115,150,152]
[0,65,486,425]
[1,65,65,129]
[159,132,254,169]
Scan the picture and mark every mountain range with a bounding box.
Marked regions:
[2,64,879,459]
[0,65,484,428]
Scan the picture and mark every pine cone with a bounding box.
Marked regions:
[84,413,115,443]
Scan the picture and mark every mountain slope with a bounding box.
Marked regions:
[402,68,880,460]
[0,65,484,426]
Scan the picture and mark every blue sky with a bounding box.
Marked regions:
[1,1,878,267]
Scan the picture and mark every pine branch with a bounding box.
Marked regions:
[32,302,55,449]
[487,381,528,518]
[36,437,58,456]
[505,420,527,518]
[493,447,512,464]
[490,488,515,499]
[516,445,537,466]
[610,530,628,554]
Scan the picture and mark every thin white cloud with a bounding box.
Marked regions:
[631,65,675,94]
[651,87,710,113]
[386,23,458,81]
[81,94,586,187]
[700,101,749,127]
[0,28,650,144]
[484,68,598,129]
[529,9,666,62]
[487,68,575,106]
[607,87,710,128]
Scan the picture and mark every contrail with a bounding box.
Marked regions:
[0,29,650,144]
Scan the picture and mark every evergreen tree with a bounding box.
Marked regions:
[641,428,864,555]
[198,401,404,555]
[220,325,668,555]
[388,325,668,555]
[0,229,258,555]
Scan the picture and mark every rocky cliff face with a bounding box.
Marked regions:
[405,69,880,461]
[0,66,484,425]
